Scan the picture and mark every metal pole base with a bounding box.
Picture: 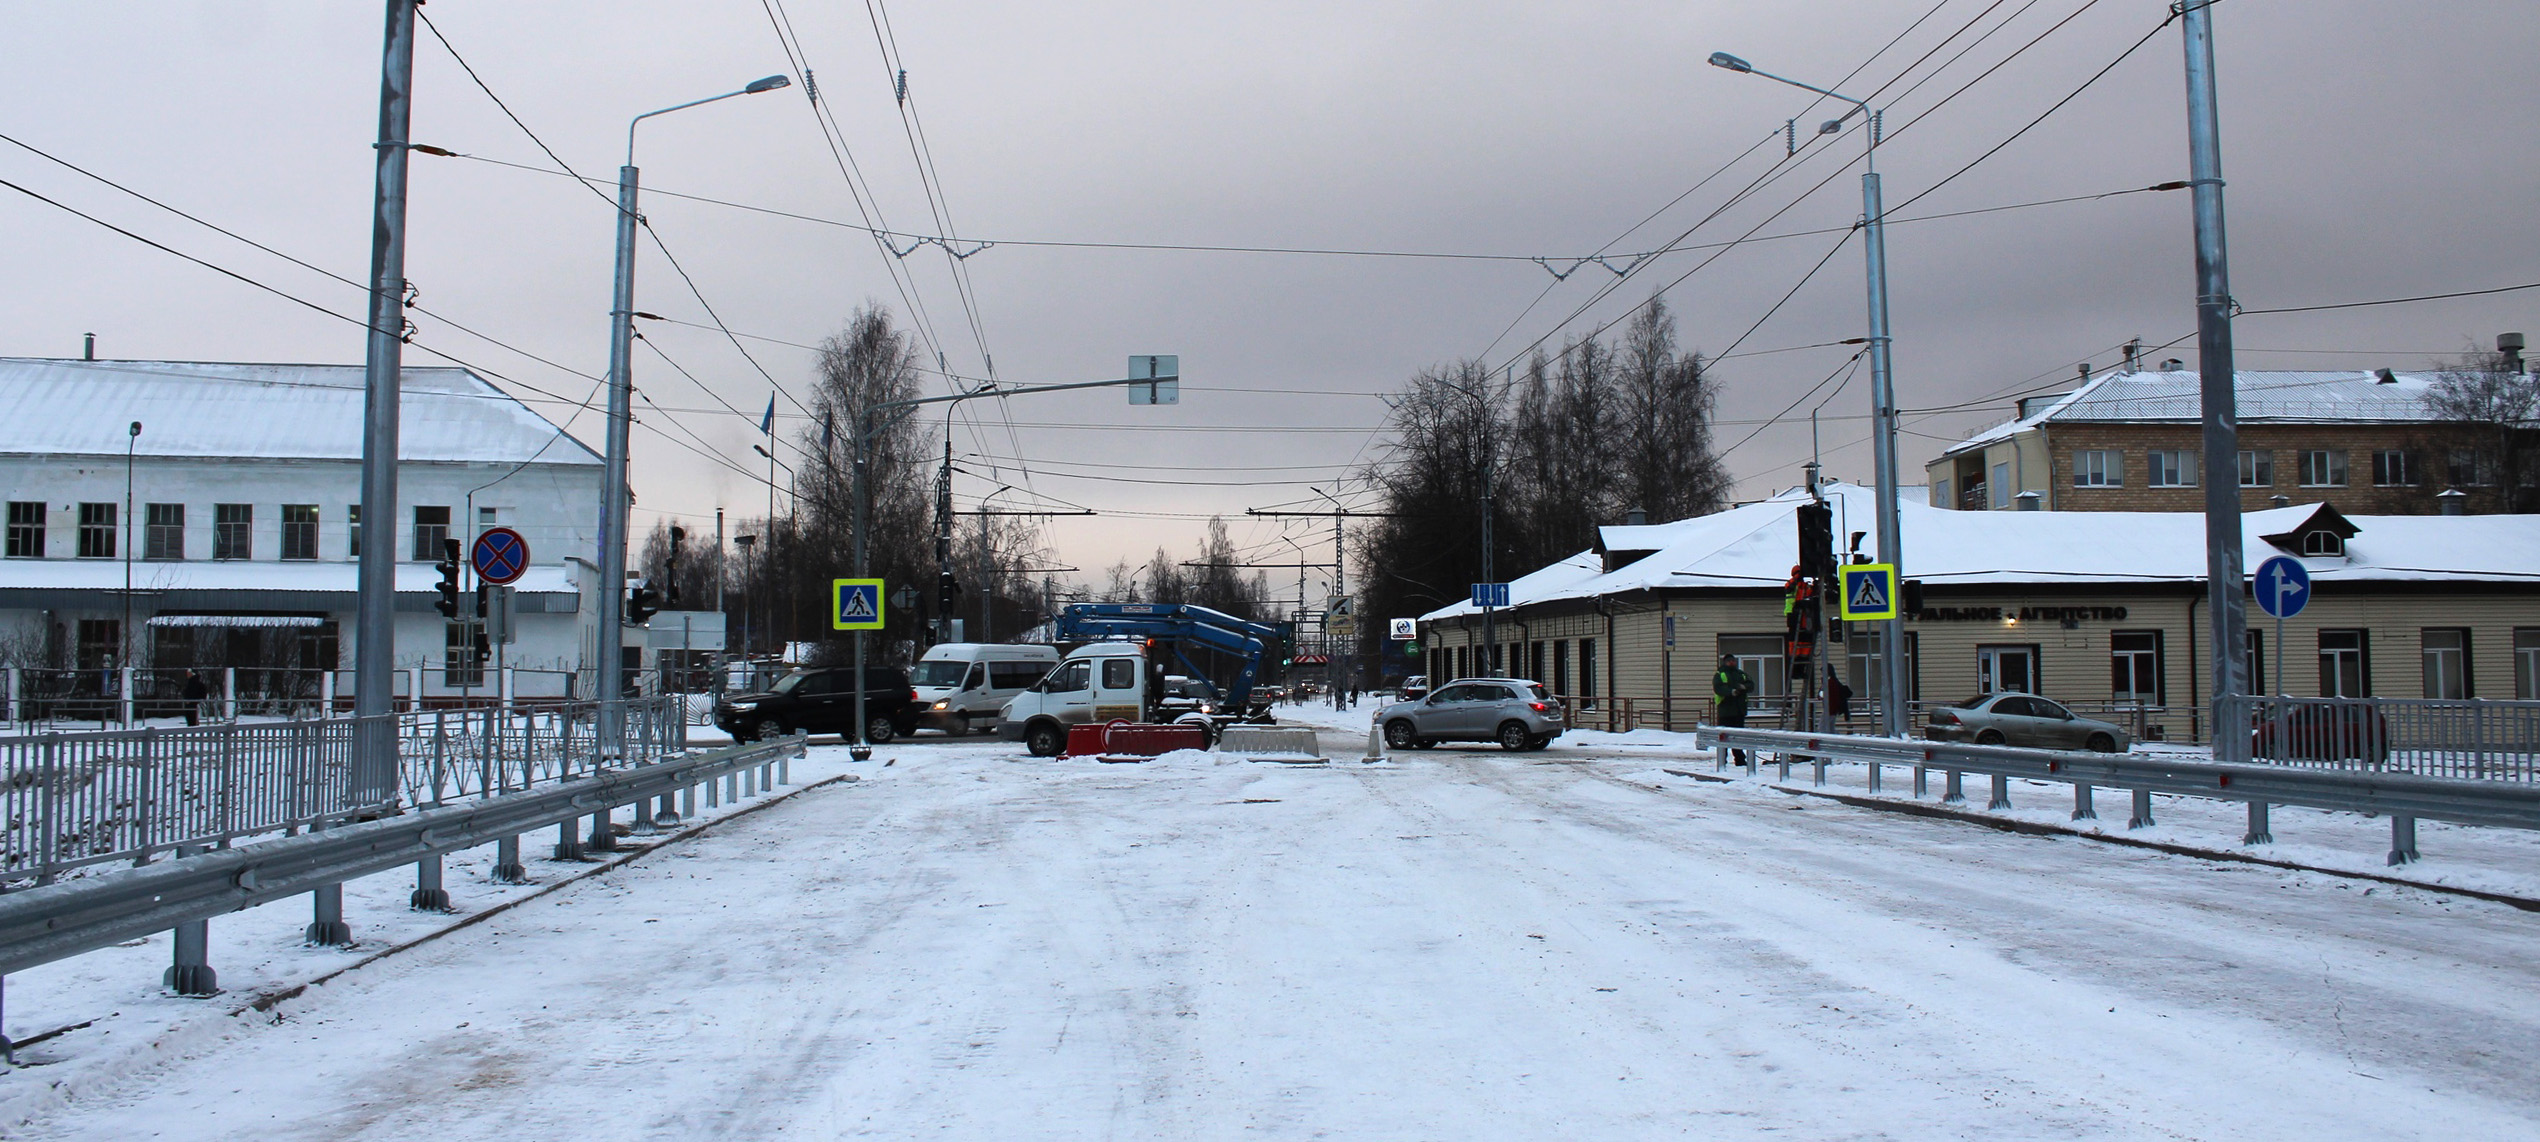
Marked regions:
[586,810,617,852]
[2072,784,2097,821]
[653,793,679,827]
[409,855,452,912]
[1867,761,1881,794]
[165,917,217,996]
[552,820,585,861]
[1942,770,1966,805]
[2128,788,2155,830]
[1912,765,1927,798]
[631,800,657,834]
[164,962,219,997]
[492,836,528,884]
[2242,802,2273,846]
[2388,814,2419,866]
[305,883,353,947]
[1987,775,2012,811]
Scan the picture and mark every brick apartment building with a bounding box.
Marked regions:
[1927,364,2524,516]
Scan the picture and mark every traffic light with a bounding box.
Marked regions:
[666,526,685,607]
[1795,501,1834,583]
[472,626,491,668]
[434,538,462,618]
[1901,578,1926,615]
[939,571,962,605]
[474,584,489,618]
[626,585,658,624]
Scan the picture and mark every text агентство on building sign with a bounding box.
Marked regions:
[1912,605,2130,623]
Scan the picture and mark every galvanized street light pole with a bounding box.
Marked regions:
[597,75,790,758]
[2180,1,2249,762]
[1708,51,1907,736]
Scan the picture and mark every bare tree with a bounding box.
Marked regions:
[2426,347,2539,513]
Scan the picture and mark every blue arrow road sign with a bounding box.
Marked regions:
[2254,555,2311,619]
[1470,583,1509,608]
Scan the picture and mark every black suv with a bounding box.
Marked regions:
[715,666,919,744]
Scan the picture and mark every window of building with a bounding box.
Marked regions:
[2110,630,2164,706]
[1932,479,1950,508]
[2448,449,2492,488]
[2238,450,2272,488]
[2300,529,2344,557]
[2072,450,2120,488]
[214,503,252,560]
[2300,449,2347,487]
[1579,638,1597,699]
[76,503,115,558]
[1718,634,1788,702]
[2248,628,2266,695]
[2147,450,2196,488]
[281,504,319,561]
[444,621,485,688]
[1552,640,1570,695]
[76,618,122,671]
[1990,462,2010,509]
[1528,641,1545,682]
[2422,628,2470,700]
[2371,449,2419,487]
[1976,644,2039,695]
[145,503,184,560]
[2318,629,2369,698]
[1847,628,1920,705]
[412,505,451,561]
[6,502,44,558]
[347,505,361,559]
[2518,629,2540,700]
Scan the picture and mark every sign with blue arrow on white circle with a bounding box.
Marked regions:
[2253,555,2311,619]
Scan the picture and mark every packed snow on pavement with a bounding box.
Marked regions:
[5,704,2537,1139]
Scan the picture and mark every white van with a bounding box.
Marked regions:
[997,640,1160,756]
[910,643,1062,734]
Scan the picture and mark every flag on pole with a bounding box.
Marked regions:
[759,394,775,436]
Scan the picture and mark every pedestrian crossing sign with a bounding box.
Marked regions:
[1837,563,1898,621]
[831,578,886,630]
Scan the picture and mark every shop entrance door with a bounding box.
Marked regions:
[1976,644,2039,695]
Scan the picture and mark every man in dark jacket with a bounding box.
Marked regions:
[1713,654,1753,765]
[181,669,209,727]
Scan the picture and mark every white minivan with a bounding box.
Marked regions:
[910,642,1062,734]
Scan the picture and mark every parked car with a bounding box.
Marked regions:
[1924,693,2130,752]
[1155,675,1222,718]
[2249,701,2390,765]
[715,665,919,744]
[1371,677,1564,751]
[1398,674,1429,701]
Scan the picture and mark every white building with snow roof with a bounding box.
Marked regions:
[0,357,610,711]
[1415,482,2540,744]
[1925,367,2514,517]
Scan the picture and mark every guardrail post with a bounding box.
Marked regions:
[305,826,352,946]
[553,818,584,861]
[493,835,527,883]
[587,808,617,852]
[165,846,218,996]
[1810,756,1826,786]
[2388,815,2419,865]
[1986,774,2011,811]
[705,772,721,809]
[411,854,452,911]
[1912,764,1926,798]
[631,788,657,834]
[778,750,791,785]
[680,780,697,820]
[743,765,757,798]
[725,769,739,804]
[1866,760,1881,793]
[2242,802,2273,845]
[2129,788,2155,829]
[1942,769,1965,805]
[2072,782,2096,821]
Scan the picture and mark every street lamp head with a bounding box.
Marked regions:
[1818,118,1846,135]
[128,421,141,437]
[744,74,793,95]
[751,444,772,460]
[1707,51,1753,73]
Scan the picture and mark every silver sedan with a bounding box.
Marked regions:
[1923,693,2131,752]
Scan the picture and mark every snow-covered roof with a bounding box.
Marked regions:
[1418,481,2540,622]
[1942,369,2445,456]
[0,358,601,466]
[0,559,577,596]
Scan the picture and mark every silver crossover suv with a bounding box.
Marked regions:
[1372,677,1565,751]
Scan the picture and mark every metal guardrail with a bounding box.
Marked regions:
[0,697,685,884]
[1694,724,2540,867]
[0,735,806,978]
[2237,695,2540,781]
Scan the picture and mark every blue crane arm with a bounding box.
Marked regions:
[1055,603,1281,708]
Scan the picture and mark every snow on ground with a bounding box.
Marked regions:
[5,715,2538,1139]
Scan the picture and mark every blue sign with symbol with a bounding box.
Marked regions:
[1470,582,1509,608]
[2254,555,2310,619]
[470,526,529,586]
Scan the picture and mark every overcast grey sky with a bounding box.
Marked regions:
[3,2,2533,599]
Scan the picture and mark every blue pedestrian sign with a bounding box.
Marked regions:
[1470,582,1510,608]
[1837,563,1898,621]
[831,578,885,630]
[2254,555,2310,619]
[470,526,529,586]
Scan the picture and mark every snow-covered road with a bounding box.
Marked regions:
[16,719,2539,1139]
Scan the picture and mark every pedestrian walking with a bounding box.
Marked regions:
[181,669,209,727]
[1713,653,1753,765]
[1825,663,1853,727]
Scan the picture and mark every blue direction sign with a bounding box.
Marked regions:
[2254,555,2311,619]
[1470,582,1510,608]
[470,526,529,586]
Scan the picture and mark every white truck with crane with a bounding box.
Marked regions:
[997,603,1281,757]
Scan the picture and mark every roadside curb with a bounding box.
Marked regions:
[1661,767,2540,913]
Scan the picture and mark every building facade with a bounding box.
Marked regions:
[0,358,610,706]
[1416,484,2540,744]
[1927,368,2516,517]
